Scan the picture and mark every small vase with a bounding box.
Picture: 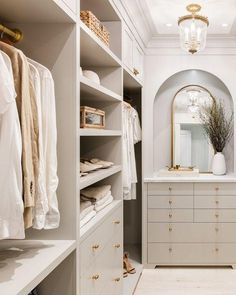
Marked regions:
[212,152,226,175]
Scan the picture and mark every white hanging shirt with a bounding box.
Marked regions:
[28,58,60,229]
[122,105,142,200]
[0,51,24,239]
[28,62,48,229]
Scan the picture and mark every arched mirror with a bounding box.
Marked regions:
[172,85,215,173]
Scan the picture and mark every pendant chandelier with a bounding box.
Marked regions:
[178,4,209,54]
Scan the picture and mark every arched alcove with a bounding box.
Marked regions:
[153,69,234,173]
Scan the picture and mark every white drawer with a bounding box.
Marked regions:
[80,206,122,268]
[80,231,122,295]
[148,223,236,243]
[148,195,193,209]
[148,183,193,196]
[148,243,236,264]
[195,209,236,223]
[195,195,236,208]
[148,209,193,223]
[194,183,236,196]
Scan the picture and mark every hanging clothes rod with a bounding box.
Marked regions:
[0,24,23,43]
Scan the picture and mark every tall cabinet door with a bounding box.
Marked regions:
[123,26,133,71]
[133,43,144,81]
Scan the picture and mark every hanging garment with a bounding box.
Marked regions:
[28,62,48,229]
[0,42,39,229]
[0,51,24,239]
[27,59,60,229]
[122,104,142,200]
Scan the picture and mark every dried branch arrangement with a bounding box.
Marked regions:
[199,100,233,152]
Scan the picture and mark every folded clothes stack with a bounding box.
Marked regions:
[80,158,114,177]
[80,199,96,228]
[81,184,114,213]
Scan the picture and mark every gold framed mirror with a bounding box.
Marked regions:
[172,85,215,173]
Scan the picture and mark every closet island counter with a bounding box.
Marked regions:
[144,174,236,183]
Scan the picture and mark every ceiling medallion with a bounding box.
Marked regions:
[178,3,209,54]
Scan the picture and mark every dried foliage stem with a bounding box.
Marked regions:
[199,101,233,153]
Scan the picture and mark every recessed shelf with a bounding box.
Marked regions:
[123,67,143,90]
[0,240,76,295]
[80,200,122,241]
[80,76,122,102]
[0,0,76,23]
[80,21,121,67]
[80,129,122,136]
[80,165,122,190]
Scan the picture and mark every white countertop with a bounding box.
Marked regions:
[144,174,236,183]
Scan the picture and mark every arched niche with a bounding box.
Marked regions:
[153,69,234,174]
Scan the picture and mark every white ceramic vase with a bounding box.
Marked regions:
[212,152,226,175]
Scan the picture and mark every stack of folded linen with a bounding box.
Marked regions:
[80,199,96,228]
[81,184,114,213]
[80,158,114,177]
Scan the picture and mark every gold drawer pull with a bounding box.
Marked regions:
[215,200,219,205]
[92,244,100,250]
[215,248,219,252]
[169,200,172,205]
[215,187,219,191]
[169,247,172,252]
[169,227,172,232]
[92,274,100,280]
[113,220,120,225]
[114,277,121,282]
[168,187,172,192]
[169,214,172,218]
[215,227,219,232]
[113,244,121,248]
[133,68,140,76]
[215,213,219,218]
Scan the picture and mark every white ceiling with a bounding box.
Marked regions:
[141,0,236,36]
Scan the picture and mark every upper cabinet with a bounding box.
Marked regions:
[123,24,144,82]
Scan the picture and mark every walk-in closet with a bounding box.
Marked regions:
[2,1,236,295]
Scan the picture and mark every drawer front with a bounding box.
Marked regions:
[148,223,236,243]
[195,195,236,209]
[148,195,193,209]
[148,243,236,264]
[148,209,193,223]
[148,183,193,196]
[81,231,123,295]
[80,205,122,268]
[195,209,236,223]
[194,183,236,196]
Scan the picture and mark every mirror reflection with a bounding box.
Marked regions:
[172,85,215,172]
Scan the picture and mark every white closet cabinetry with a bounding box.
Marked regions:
[123,24,144,82]
[62,0,77,13]
[144,180,236,268]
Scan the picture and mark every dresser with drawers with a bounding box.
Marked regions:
[143,177,236,268]
[80,204,123,295]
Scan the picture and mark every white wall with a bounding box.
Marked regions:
[143,55,236,177]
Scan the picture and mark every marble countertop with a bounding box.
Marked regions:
[144,173,236,183]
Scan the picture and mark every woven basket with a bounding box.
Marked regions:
[80,10,110,47]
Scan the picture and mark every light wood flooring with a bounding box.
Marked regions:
[135,267,236,295]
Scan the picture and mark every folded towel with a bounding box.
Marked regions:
[90,158,114,168]
[80,162,102,173]
[80,210,96,228]
[81,185,111,202]
[95,195,113,212]
[80,200,92,212]
[80,205,94,220]
[81,190,111,205]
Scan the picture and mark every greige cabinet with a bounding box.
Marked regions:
[145,181,236,268]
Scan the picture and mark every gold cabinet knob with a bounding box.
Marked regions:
[92,274,100,280]
[215,213,219,218]
[215,187,219,191]
[215,227,219,232]
[169,214,172,218]
[169,200,172,205]
[114,277,121,282]
[133,68,140,76]
[92,244,100,250]
[169,227,172,232]
[169,187,172,192]
[169,247,172,252]
[215,200,219,205]
[113,220,120,225]
[113,244,121,248]
[215,248,219,252]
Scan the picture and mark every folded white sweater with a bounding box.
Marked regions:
[95,195,113,212]
[80,210,96,228]
[80,205,94,220]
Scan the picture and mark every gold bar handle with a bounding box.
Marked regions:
[113,220,120,225]
[92,244,100,250]
[91,274,100,280]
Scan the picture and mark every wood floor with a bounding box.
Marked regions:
[135,267,236,295]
